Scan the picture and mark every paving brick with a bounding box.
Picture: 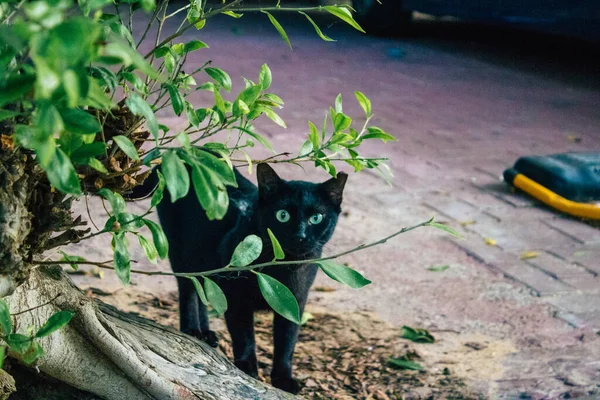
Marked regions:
[422,196,480,222]
[451,238,571,296]
[545,292,600,314]
[523,251,593,280]
[542,217,600,245]
[549,246,600,276]
[464,213,579,253]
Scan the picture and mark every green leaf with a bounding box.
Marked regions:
[165,84,184,116]
[323,6,365,33]
[189,162,227,220]
[237,85,262,108]
[236,126,274,152]
[63,70,80,107]
[35,311,74,338]
[299,11,335,41]
[400,326,435,343]
[387,357,424,371]
[186,104,201,128]
[6,333,31,354]
[121,71,147,94]
[354,91,372,116]
[262,11,292,49]
[98,188,125,214]
[308,121,320,149]
[138,235,158,264]
[162,150,190,202]
[362,127,397,143]
[125,93,158,140]
[205,67,232,92]
[267,228,285,260]
[0,346,4,369]
[14,125,55,168]
[203,277,228,315]
[142,219,169,260]
[59,108,102,135]
[428,222,461,238]
[334,113,352,132]
[112,135,140,160]
[184,40,208,52]
[427,265,450,272]
[212,89,226,116]
[256,273,300,324]
[259,64,272,90]
[298,140,313,157]
[0,72,35,108]
[46,148,82,195]
[0,109,22,122]
[222,10,243,18]
[151,170,166,208]
[87,158,108,174]
[230,235,263,267]
[192,148,237,188]
[263,93,284,105]
[318,260,371,289]
[189,277,209,306]
[22,340,44,365]
[35,102,64,136]
[263,107,286,128]
[143,219,168,259]
[334,94,343,113]
[58,250,85,271]
[113,232,131,285]
[233,99,250,117]
[0,299,12,336]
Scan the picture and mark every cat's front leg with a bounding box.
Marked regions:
[177,277,218,347]
[271,314,302,394]
[225,305,259,378]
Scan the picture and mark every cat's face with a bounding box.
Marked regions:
[256,164,347,259]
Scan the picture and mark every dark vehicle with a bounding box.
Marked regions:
[352,0,600,42]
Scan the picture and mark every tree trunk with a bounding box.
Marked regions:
[4,267,296,400]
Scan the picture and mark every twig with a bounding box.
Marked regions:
[33,218,434,278]
[11,294,62,316]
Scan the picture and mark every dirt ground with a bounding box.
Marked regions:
[79,287,481,399]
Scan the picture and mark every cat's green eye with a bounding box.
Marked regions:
[309,213,323,225]
[276,210,290,223]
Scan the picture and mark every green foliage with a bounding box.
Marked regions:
[387,357,424,371]
[0,0,427,336]
[318,260,371,289]
[399,326,435,343]
[256,272,300,324]
[267,228,285,261]
[230,235,263,267]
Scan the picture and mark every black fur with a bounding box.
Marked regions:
[143,163,347,393]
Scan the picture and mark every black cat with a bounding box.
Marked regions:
[142,162,347,393]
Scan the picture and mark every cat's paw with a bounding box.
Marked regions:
[201,330,219,348]
[235,360,259,378]
[271,377,301,394]
[183,329,219,348]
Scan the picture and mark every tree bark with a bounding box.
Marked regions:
[5,267,297,400]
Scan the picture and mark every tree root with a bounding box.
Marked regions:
[5,267,296,400]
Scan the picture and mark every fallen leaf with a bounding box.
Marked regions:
[484,238,497,246]
[400,326,435,343]
[387,357,424,371]
[464,342,487,351]
[301,312,314,325]
[459,220,476,226]
[567,134,582,143]
[314,286,337,292]
[427,265,449,272]
[519,251,539,260]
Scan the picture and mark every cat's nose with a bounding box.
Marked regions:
[296,231,306,241]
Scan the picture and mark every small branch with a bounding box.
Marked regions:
[33,218,434,279]
[11,294,62,316]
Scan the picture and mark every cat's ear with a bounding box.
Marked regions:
[321,172,348,206]
[257,163,283,196]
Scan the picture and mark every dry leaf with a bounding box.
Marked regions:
[519,251,539,260]
[484,238,497,246]
[314,286,337,292]
[459,220,476,226]
[567,134,582,143]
